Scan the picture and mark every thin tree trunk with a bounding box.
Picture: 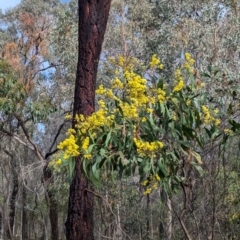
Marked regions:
[21,181,28,240]
[4,150,19,239]
[44,166,59,240]
[166,195,172,240]
[146,195,150,239]
[0,210,2,238]
[65,0,112,239]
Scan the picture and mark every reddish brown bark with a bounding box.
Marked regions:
[65,0,112,239]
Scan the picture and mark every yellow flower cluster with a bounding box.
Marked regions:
[134,138,164,157]
[55,159,62,165]
[173,69,184,92]
[201,105,214,124]
[184,53,195,73]
[76,106,114,135]
[125,71,155,107]
[65,114,72,120]
[57,134,80,159]
[59,100,115,161]
[173,79,184,92]
[157,88,166,103]
[172,111,177,121]
[81,137,90,152]
[149,54,164,69]
[186,99,191,106]
[224,128,234,136]
[111,77,124,90]
[142,174,161,195]
[55,53,222,183]
[201,105,221,125]
[108,55,138,71]
[119,102,139,118]
[96,85,106,95]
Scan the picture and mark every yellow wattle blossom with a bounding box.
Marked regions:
[142,179,148,186]
[58,134,80,159]
[215,118,221,126]
[111,77,124,89]
[96,84,106,95]
[149,54,163,69]
[172,111,177,121]
[118,55,125,67]
[150,54,160,68]
[55,159,62,165]
[83,153,92,160]
[224,128,234,136]
[173,79,184,92]
[201,105,215,124]
[173,69,184,92]
[147,108,153,113]
[157,88,166,103]
[186,99,191,106]
[115,69,119,75]
[184,53,195,73]
[75,114,85,122]
[67,128,76,135]
[142,174,161,195]
[185,53,195,65]
[141,117,147,122]
[134,138,164,157]
[119,102,138,119]
[109,55,138,71]
[65,114,72,120]
[81,136,90,152]
[155,174,160,181]
[159,64,164,70]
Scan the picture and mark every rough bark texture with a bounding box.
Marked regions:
[43,166,59,240]
[65,0,112,239]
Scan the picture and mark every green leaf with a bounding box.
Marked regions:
[149,113,155,127]
[177,140,193,149]
[201,72,211,78]
[232,90,237,99]
[157,78,163,89]
[119,151,128,166]
[205,127,211,138]
[190,151,202,164]
[200,93,206,104]
[104,130,112,147]
[90,163,101,188]
[143,161,150,174]
[207,65,212,74]
[191,162,204,176]
[68,157,75,183]
[160,102,165,116]
[88,143,96,154]
[157,158,168,177]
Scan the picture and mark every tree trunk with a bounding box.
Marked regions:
[4,150,19,239]
[21,182,28,240]
[65,0,112,239]
[43,166,59,240]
